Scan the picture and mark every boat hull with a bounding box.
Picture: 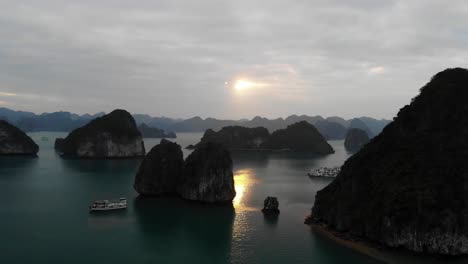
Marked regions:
[89,206,127,212]
[307,173,336,178]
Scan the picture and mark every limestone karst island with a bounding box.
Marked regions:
[1,1,468,264]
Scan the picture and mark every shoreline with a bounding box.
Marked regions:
[308,221,468,264]
[308,222,388,263]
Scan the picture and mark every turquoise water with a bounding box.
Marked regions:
[0,132,381,264]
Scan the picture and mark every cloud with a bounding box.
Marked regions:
[0,92,17,97]
[0,0,467,118]
[368,66,386,74]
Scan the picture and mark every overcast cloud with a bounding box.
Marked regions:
[0,0,467,119]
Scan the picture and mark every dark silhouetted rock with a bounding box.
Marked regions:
[178,142,236,203]
[349,118,373,138]
[262,196,280,215]
[138,123,176,138]
[311,68,468,255]
[59,109,145,158]
[54,138,65,152]
[344,128,370,151]
[134,139,184,196]
[0,120,38,155]
[261,121,334,154]
[185,144,195,150]
[197,126,270,149]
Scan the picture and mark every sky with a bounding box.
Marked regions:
[1,0,468,120]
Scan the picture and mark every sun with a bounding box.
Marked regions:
[234,80,254,92]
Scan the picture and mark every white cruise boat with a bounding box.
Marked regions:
[89,198,127,212]
[307,167,341,178]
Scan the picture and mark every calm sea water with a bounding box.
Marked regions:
[0,132,382,264]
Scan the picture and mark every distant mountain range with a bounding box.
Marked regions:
[0,108,105,132]
[0,107,391,139]
[132,113,390,139]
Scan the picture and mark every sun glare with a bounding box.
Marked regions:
[234,80,254,92]
[233,169,259,211]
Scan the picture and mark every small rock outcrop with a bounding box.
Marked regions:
[197,126,270,149]
[262,196,280,215]
[138,123,176,138]
[178,142,236,203]
[0,120,38,155]
[59,109,145,158]
[311,68,468,255]
[134,139,184,196]
[261,121,334,154]
[344,128,370,151]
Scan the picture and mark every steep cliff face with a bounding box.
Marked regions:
[311,68,468,255]
[178,142,236,203]
[197,126,270,149]
[54,138,65,152]
[0,120,38,155]
[344,128,370,151]
[60,109,145,158]
[261,121,334,154]
[134,139,184,196]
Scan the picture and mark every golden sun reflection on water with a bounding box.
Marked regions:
[233,169,259,211]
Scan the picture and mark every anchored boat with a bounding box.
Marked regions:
[89,198,127,212]
[307,167,340,178]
